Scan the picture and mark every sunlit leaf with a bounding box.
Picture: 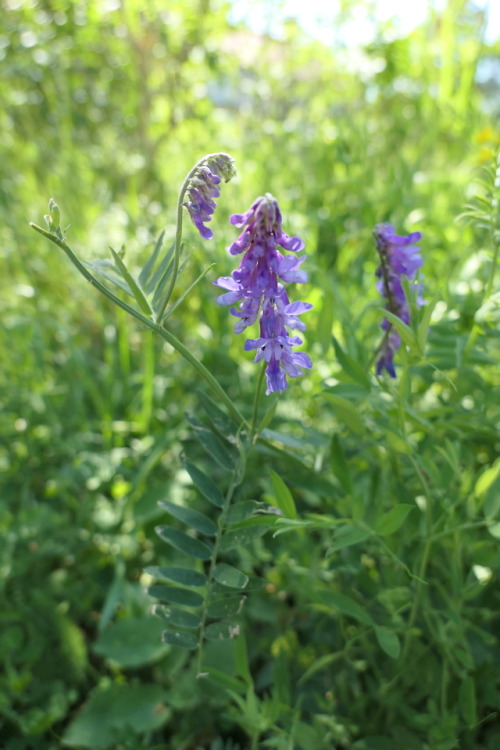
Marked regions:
[144,566,207,588]
[270,470,297,519]
[109,248,152,316]
[213,563,249,589]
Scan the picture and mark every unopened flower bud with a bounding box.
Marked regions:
[184,153,236,240]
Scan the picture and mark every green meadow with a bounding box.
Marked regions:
[1,1,500,748]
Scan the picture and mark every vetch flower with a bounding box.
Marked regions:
[184,154,236,240]
[374,222,424,377]
[214,193,312,394]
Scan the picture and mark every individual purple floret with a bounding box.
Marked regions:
[184,154,236,240]
[374,223,424,377]
[214,193,312,394]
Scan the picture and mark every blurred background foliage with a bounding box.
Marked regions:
[1,0,500,748]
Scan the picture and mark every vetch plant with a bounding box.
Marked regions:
[373,222,424,377]
[214,194,313,394]
[29,157,311,686]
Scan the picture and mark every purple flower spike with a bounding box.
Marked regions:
[374,223,424,377]
[184,154,236,240]
[214,193,312,394]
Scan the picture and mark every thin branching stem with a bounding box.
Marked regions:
[29,223,247,427]
[250,362,267,442]
[155,152,227,323]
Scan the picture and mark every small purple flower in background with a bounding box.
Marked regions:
[184,154,236,240]
[374,222,424,377]
[214,193,312,394]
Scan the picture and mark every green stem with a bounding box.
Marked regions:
[485,221,499,300]
[485,152,500,299]
[250,362,267,442]
[395,370,434,661]
[155,152,226,324]
[141,330,155,431]
[197,459,245,674]
[30,223,247,427]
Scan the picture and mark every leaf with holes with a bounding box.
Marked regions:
[154,605,201,630]
[213,564,249,589]
[207,595,245,618]
[162,629,198,649]
[219,524,270,552]
[205,620,241,640]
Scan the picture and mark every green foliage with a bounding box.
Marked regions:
[3,0,500,748]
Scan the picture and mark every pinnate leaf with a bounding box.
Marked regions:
[158,499,217,536]
[213,563,249,589]
[146,584,203,608]
[144,566,206,587]
[183,461,225,508]
[155,526,212,560]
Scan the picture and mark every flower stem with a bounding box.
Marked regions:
[250,362,267,442]
[155,153,229,324]
[29,222,247,427]
[196,456,245,674]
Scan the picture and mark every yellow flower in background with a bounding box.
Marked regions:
[474,126,500,164]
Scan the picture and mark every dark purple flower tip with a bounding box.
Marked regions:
[184,154,236,240]
[374,221,424,377]
[376,349,396,378]
[265,360,288,393]
[263,347,312,394]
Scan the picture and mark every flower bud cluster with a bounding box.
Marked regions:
[184,154,236,240]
